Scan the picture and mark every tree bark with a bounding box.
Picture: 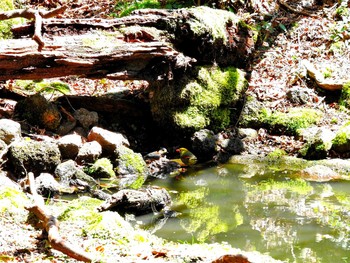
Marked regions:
[0,7,254,81]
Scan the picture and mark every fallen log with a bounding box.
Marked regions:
[0,6,255,81]
[25,172,95,262]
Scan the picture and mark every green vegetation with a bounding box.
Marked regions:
[339,81,350,109]
[259,107,323,135]
[85,158,116,178]
[256,178,313,196]
[0,0,18,39]
[152,65,247,133]
[332,122,350,152]
[113,0,161,17]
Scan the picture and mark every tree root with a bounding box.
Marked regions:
[276,0,321,18]
[25,172,95,262]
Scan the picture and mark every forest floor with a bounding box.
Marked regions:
[1,0,350,262]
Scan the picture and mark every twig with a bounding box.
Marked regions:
[0,5,67,48]
[25,172,94,262]
[276,0,321,18]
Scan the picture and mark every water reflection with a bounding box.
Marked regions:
[141,162,350,262]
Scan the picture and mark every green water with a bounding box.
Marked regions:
[140,163,350,263]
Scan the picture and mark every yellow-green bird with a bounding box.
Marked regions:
[176,147,198,166]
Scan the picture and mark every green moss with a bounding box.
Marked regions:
[257,107,323,135]
[267,149,287,160]
[257,179,313,195]
[113,0,161,17]
[116,146,148,189]
[0,186,29,212]
[58,196,103,221]
[339,81,350,108]
[188,6,238,44]
[0,0,24,39]
[171,66,247,132]
[332,123,350,152]
[86,158,116,178]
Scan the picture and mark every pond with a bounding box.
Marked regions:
[139,160,350,263]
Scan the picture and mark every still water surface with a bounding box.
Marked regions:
[140,162,350,262]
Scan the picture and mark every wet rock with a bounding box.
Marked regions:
[8,139,61,177]
[300,165,341,182]
[211,254,251,263]
[55,160,97,190]
[85,158,116,178]
[87,127,129,154]
[0,118,21,144]
[35,173,61,197]
[147,158,182,179]
[98,187,172,215]
[0,171,21,190]
[191,129,217,161]
[299,127,335,160]
[73,108,98,129]
[57,118,77,136]
[57,133,83,159]
[115,145,149,189]
[239,96,265,128]
[216,134,244,163]
[75,141,102,164]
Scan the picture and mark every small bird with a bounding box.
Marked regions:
[176,147,197,166]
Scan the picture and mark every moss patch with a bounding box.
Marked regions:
[0,0,24,39]
[258,107,323,135]
[151,66,247,134]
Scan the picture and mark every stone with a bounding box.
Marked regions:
[76,141,102,164]
[35,173,61,197]
[73,108,98,129]
[57,133,83,159]
[0,118,21,144]
[55,160,97,189]
[8,139,61,177]
[299,127,335,160]
[87,127,129,153]
[115,145,148,189]
[191,129,217,161]
[300,165,341,182]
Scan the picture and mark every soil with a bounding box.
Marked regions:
[1,0,350,262]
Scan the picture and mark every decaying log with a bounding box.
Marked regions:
[0,7,255,81]
[25,172,95,262]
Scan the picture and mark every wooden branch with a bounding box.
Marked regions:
[0,5,67,47]
[25,172,95,262]
[276,0,320,18]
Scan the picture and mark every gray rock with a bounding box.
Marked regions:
[191,129,217,161]
[76,141,102,164]
[55,160,97,189]
[74,108,98,129]
[286,86,314,105]
[299,127,335,160]
[87,127,129,153]
[0,119,21,144]
[35,173,61,197]
[8,139,61,177]
[57,133,83,159]
[238,128,258,140]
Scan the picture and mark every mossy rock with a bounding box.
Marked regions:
[332,122,350,153]
[8,139,61,177]
[85,158,116,178]
[114,145,149,189]
[240,98,323,135]
[14,94,61,131]
[150,65,247,135]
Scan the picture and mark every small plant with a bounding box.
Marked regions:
[323,67,333,79]
[112,0,161,17]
